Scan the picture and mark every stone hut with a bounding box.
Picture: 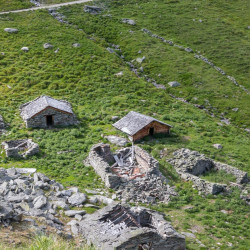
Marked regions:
[20,96,78,128]
[113,111,172,141]
[79,203,186,250]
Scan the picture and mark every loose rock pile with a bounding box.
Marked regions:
[0,115,5,129]
[168,148,248,195]
[0,168,90,236]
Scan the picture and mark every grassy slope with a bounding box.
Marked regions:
[61,0,250,127]
[0,0,33,11]
[0,2,249,249]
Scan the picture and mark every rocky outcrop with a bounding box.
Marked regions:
[1,139,39,158]
[168,148,248,195]
[78,204,186,250]
[87,143,178,204]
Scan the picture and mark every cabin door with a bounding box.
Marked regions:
[149,127,154,136]
[46,115,54,127]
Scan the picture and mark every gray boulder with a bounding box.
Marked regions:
[168,81,181,87]
[122,19,136,25]
[136,56,145,63]
[21,47,29,52]
[84,5,103,14]
[213,144,223,149]
[68,193,87,206]
[43,43,53,49]
[33,195,47,209]
[72,43,81,47]
[65,210,86,217]
[105,135,128,146]
[4,28,18,33]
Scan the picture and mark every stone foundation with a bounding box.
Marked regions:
[2,139,39,158]
[78,204,186,250]
[168,148,248,195]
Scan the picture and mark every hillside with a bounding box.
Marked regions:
[0,0,249,249]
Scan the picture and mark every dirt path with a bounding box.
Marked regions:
[0,0,92,15]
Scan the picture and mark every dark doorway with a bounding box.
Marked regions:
[46,115,53,127]
[149,127,154,136]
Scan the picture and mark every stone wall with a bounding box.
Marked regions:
[133,121,170,141]
[25,107,78,128]
[87,144,120,189]
[1,139,39,158]
[168,148,248,195]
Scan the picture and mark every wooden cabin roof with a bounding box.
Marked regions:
[113,111,172,136]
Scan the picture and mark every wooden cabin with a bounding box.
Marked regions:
[113,111,172,141]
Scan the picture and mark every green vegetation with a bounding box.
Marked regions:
[0,234,95,249]
[0,0,33,11]
[201,169,237,185]
[0,0,249,249]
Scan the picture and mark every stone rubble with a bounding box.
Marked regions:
[104,135,128,146]
[87,143,178,204]
[84,5,103,15]
[122,18,136,25]
[168,148,249,195]
[0,167,90,236]
[78,203,186,250]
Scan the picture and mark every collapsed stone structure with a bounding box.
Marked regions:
[20,95,78,128]
[78,203,186,250]
[1,139,39,158]
[168,148,248,195]
[87,143,178,203]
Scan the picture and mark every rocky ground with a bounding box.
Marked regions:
[0,167,115,241]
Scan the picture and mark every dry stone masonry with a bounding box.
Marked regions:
[87,143,178,204]
[78,203,186,250]
[168,148,248,195]
[1,139,39,158]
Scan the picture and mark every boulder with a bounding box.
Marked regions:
[43,43,54,49]
[213,144,223,149]
[84,5,103,14]
[4,28,18,33]
[105,135,128,146]
[21,47,29,52]
[168,81,181,87]
[68,193,87,206]
[136,56,145,63]
[33,195,47,209]
[122,19,136,25]
[72,43,81,47]
[65,210,86,217]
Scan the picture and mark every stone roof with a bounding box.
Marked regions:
[113,111,172,136]
[20,96,74,120]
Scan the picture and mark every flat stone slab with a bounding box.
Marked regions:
[65,210,86,217]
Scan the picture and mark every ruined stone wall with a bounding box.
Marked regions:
[133,121,170,141]
[168,148,248,195]
[214,161,248,184]
[1,139,39,158]
[25,107,77,128]
[88,144,120,189]
[134,146,159,174]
